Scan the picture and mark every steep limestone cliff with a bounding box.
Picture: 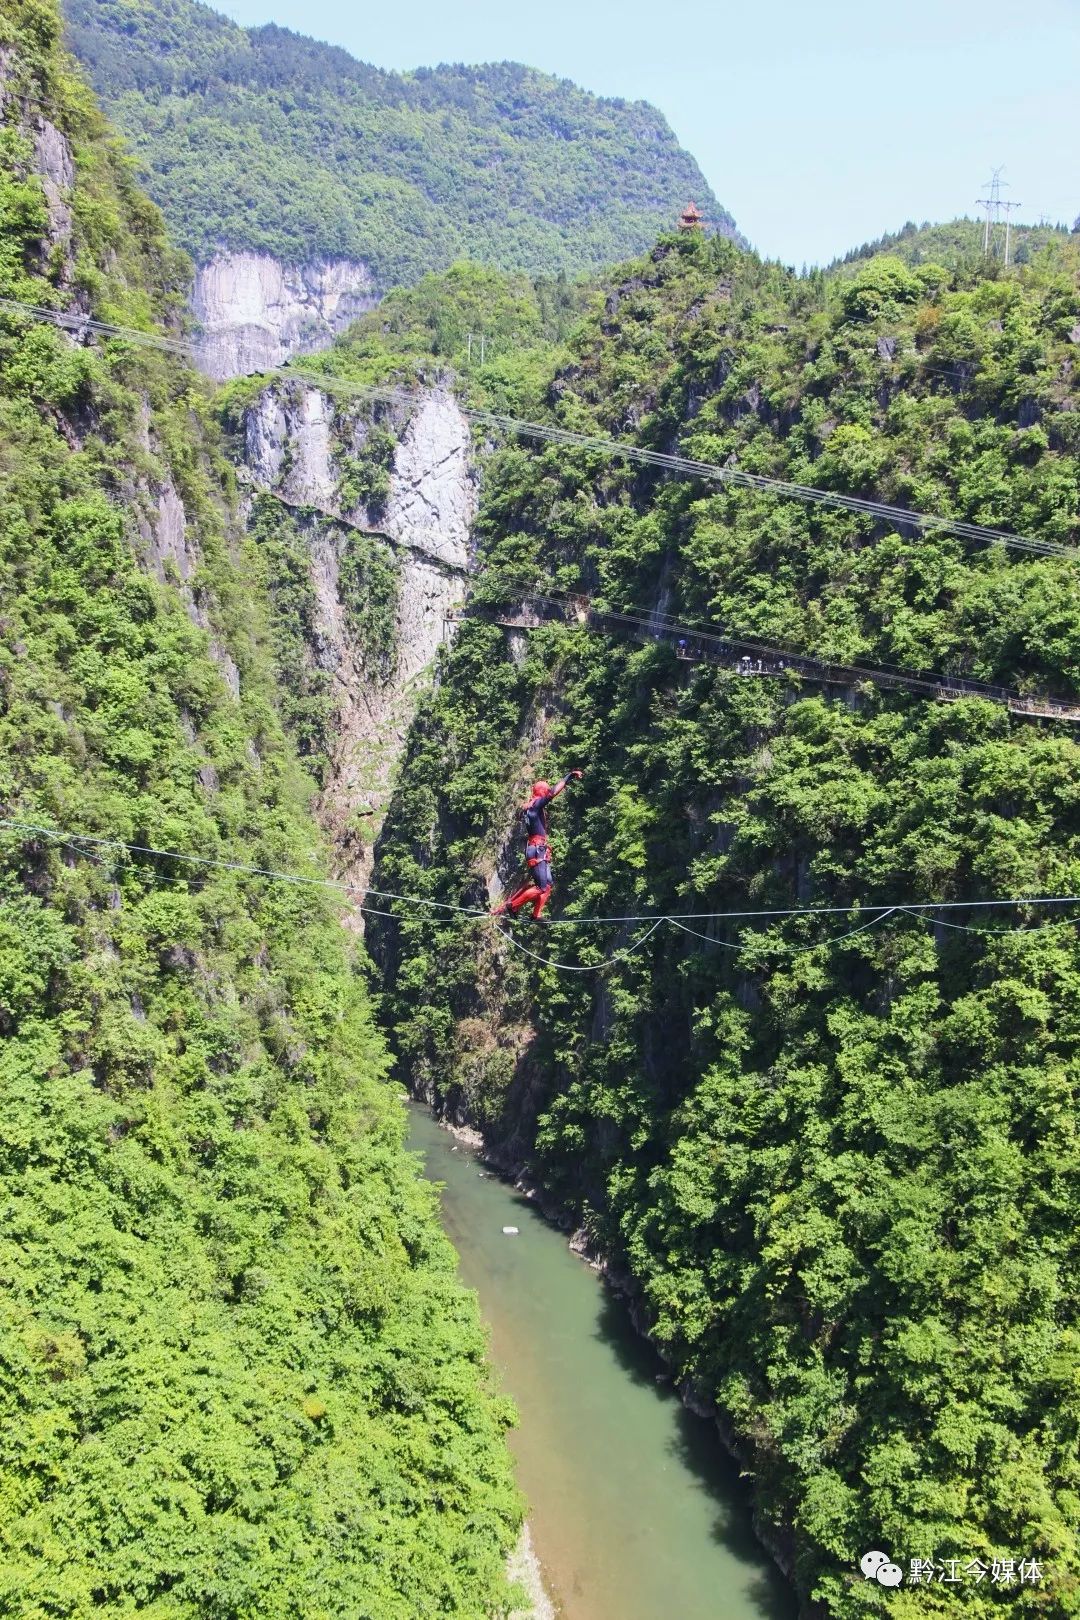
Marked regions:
[193,251,377,380]
[236,380,476,904]
[1,42,74,278]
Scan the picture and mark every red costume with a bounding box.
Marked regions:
[492,771,581,921]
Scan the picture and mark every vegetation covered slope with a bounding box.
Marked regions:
[371,230,1080,1614]
[833,217,1077,276]
[295,258,596,399]
[0,4,521,1612]
[62,0,734,288]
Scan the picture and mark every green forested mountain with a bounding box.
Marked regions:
[0,3,522,1611]
[371,231,1080,1612]
[61,0,734,287]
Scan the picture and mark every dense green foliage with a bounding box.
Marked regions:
[244,494,336,778]
[338,522,401,682]
[314,260,596,411]
[832,218,1074,275]
[373,231,1080,1613]
[276,260,598,442]
[62,0,734,288]
[0,5,522,1612]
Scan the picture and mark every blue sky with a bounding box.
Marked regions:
[215,0,1079,266]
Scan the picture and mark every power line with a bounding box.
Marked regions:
[496,918,665,972]
[0,298,190,356]
[5,816,1080,929]
[544,896,1080,925]
[2,309,1075,967]
[8,816,1080,977]
[290,369,1074,559]
[0,295,1072,561]
[666,909,899,953]
[10,813,1080,979]
[669,905,1080,950]
[893,906,1077,939]
[0,817,481,918]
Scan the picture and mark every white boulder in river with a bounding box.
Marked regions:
[192,251,378,380]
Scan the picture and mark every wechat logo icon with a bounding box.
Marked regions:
[861,1551,904,1587]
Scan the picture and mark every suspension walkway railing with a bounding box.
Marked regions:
[444,594,1080,724]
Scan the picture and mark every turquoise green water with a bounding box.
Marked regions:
[407,1107,796,1620]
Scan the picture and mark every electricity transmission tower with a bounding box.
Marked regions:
[1000,198,1023,266]
[976,168,1020,262]
[977,167,1006,256]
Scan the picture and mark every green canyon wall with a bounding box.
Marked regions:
[0,5,522,1611]
[371,227,1080,1616]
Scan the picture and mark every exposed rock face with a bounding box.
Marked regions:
[382,391,474,684]
[0,47,76,270]
[192,252,378,380]
[247,386,336,509]
[383,393,474,572]
[32,114,74,254]
[149,479,193,583]
[239,382,477,910]
[130,467,242,702]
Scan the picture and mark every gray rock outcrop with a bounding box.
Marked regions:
[246,385,336,509]
[32,114,74,255]
[192,252,378,380]
[238,381,477,910]
[0,49,76,272]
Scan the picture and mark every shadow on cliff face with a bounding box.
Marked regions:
[592,1291,798,1617]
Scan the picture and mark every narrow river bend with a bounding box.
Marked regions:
[407,1108,797,1620]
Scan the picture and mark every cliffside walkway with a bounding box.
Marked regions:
[445,593,1080,724]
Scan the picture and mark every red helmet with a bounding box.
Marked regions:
[532,780,552,797]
